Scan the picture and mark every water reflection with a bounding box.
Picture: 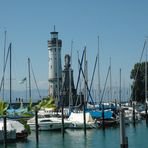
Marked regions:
[3,121,148,148]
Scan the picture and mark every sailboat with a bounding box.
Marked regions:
[0,43,29,141]
[6,56,33,119]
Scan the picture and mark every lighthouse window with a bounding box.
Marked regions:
[51,34,58,39]
[51,65,52,69]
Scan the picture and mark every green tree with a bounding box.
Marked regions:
[0,99,8,116]
[27,97,32,111]
[130,62,147,103]
[35,96,56,110]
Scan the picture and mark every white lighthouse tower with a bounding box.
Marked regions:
[48,28,62,100]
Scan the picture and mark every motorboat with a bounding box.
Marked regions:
[122,106,141,124]
[27,113,71,131]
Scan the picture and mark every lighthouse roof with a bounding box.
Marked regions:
[50,31,58,34]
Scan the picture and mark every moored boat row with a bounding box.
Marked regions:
[1,100,148,145]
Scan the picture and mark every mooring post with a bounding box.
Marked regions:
[115,99,117,108]
[61,97,65,138]
[102,104,105,130]
[83,98,86,135]
[35,108,39,143]
[3,115,7,147]
[145,102,148,118]
[133,103,136,125]
[145,102,148,125]
[120,109,128,148]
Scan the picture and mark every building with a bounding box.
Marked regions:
[61,54,77,107]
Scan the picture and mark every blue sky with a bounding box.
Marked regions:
[0,0,148,97]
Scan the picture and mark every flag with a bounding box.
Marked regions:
[19,77,27,84]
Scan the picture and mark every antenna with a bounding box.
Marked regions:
[54,25,56,32]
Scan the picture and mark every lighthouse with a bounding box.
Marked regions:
[47,28,62,101]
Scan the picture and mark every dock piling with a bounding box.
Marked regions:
[145,103,148,125]
[133,103,136,125]
[120,109,128,148]
[35,108,39,143]
[145,103,148,117]
[61,97,65,138]
[3,115,7,147]
[83,100,86,135]
[102,104,105,130]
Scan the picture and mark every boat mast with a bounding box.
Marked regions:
[119,68,122,106]
[98,36,101,103]
[110,57,112,101]
[56,29,60,105]
[9,43,12,106]
[84,47,88,104]
[69,40,73,109]
[28,58,31,99]
[145,42,148,104]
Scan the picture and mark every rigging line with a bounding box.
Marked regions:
[78,58,95,105]
[75,49,85,106]
[2,30,7,100]
[0,43,11,92]
[74,49,85,106]
[76,47,85,91]
[132,40,147,100]
[100,65,111,104]
[69,40,73,108]
[70,40,73,66]
[88,55,98,101]
[134,40,146,81]
[30,62,42,99]
[75,51,80,106]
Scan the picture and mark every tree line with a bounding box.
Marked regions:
[130,62,148,103]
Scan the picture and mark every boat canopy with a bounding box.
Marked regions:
[68,112,94,123]
[0,119,25,133]
[89,110,113,119]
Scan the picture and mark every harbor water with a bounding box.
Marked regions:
[2,120,148,148]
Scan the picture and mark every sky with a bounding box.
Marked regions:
[0,0,148,99]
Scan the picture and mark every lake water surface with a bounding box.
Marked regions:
[2,120,148,148]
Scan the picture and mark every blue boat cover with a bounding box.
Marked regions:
[89,110,112,119]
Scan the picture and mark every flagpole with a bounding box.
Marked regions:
[19,77,27,103]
